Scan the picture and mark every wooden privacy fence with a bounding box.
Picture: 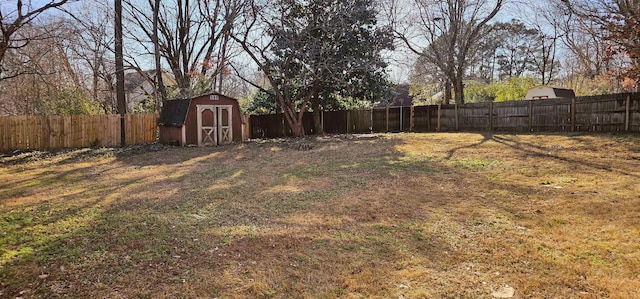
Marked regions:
[248,93,640,138]
[0,114,158,151]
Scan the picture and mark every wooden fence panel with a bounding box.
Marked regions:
[575,98,626,132]
[324,110,348,134]
[387,107,401,132]
[241,93,640,138]
[111,115,121,147]
[15,116,27,150]
[631,97,640,131]
[349,109,372,133]
[372,108,387,132]
[125,114,159,145]
[412,106,432,132]
[458,103,489,131]
[402,107,411,132]
[49,116,64,149]
[250,114,284,138]
[492,101,530,132]
[438,105,457,131]
[125,114,138,145]
[0,114,157,151]
[0,117,7,151]
[531,98,572,131]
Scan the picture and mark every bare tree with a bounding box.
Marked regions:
[152,0,166,108]
[65,1,118,113]
[122,0,243,95]
[519,1,564,86]
[389,0,503,104]
[531,29,561,85]
[492,20,539,80]
[0,0,75,80]
[0,19,99,115]
[561,0,640,88]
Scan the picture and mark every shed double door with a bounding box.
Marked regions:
[196,105,233,146]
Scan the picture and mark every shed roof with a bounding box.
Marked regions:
[526,86,576,100]
[552,87,576,98]
[158,98,191,127]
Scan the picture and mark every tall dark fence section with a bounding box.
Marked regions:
[247,93,640,138]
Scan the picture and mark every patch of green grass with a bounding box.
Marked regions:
[556,177,577,183]
[447,157,500,171]
[262,289,277,298]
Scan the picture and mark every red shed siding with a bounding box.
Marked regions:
[185,95,243,145]
[159,93,244,146]
[159,126,183,145]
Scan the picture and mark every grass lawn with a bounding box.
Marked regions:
[1,133,639,298]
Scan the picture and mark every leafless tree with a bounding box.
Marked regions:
[561,0,640,89]
[152,0,166,107]
[0,19,98,115]
[66,1,118,113]
[389,0,504,104]
[0,0,75,80]
[122,0,243,95]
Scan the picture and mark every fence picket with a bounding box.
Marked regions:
[0,114,158,151]
[247,93,640,138]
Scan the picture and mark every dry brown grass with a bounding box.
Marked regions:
[1,133,639,298]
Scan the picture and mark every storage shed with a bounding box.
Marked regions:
[525,86,576,100]
[158,92,244,146]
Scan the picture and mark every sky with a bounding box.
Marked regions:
[2,0,555,84]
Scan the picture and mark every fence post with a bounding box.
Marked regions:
[528,100,533,131]
[322,109,325,134]
[426,106,431,131]
[346,110,351,133]
[455,104,459,131]
[571,98,576,132]
[625,94,631,131]
[400,106,403,132]
[410,106,415,132]
[370,106,373,132]
[437,104,441,132]
[386,106,389,132]
[489,101,493,131]
[243,114,250,140]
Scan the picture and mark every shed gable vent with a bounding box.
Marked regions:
[210,95,219,100]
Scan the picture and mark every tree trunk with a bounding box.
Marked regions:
[444,80,452,105]
[454,75,465,104]
[115,0,127,145]
[282,105,305,138]
[153,0,166,111]
[311,94,323,135]
[291,122,304,137]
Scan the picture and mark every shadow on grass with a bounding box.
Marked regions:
[1,133,638,298]
[443,132,639,178]
[491,134,639,178]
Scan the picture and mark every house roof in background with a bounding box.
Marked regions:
[124,70,156,92]
[377,84,413,107]
[124,70,177,92]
